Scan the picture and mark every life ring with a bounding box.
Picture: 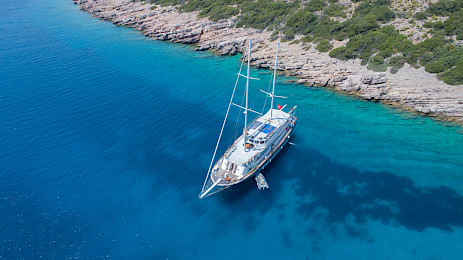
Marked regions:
[225,177,231,181]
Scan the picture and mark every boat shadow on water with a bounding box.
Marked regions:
[214,135,463,238]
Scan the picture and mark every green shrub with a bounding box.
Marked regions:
[305,0,327,12]
[380,47,393,58]
[425,60,446,73]
[439,46,463,67]
[235,0,299,30]
[285,8,319,35]
[388,55,405,73]
[405,50,420,67]
[367,54,387,71]
[419,52,435,66]
[301,35,313,42]
[340,16,380,38]
[442,61,463,85]
[317,39,333,52]
[325,4,346,17]
[414,12,428,20]
[313,19,339,39]
[199,4,239,21]
[361,56,369,65]
[433,21,445,29]
[149,0,181,6]
[329,46,348,60]
[282,29,295,41]
[417,35,446,53]
[442,10,463,36]
[354,1,395,23]
[427,0,462,16]
[423,22,434,28]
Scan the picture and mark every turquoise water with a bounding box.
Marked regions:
[1,0,463,258]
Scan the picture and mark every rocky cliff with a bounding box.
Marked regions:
[74,0,463,123]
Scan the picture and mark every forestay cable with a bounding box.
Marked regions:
[201,59,245,193]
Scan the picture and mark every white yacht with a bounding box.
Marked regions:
[199,40,297,199]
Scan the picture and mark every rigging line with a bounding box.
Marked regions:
[232,105,242,143]
[261,72,274,113]
[228,81,246,146]
[201,58,245,193]
[252,87,255,116]
[226,81,246,147]
[232,81,247,143]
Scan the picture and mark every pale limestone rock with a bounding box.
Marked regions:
[74,0,463,122]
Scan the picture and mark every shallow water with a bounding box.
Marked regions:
[1,0,463,258]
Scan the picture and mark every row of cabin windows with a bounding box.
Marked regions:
[250,139,266,144]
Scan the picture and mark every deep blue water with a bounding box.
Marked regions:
[1,0,463,259]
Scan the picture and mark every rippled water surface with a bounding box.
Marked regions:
[1,0,463,258]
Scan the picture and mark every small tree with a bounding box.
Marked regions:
[367,54,387,71]
[317,39,333,52]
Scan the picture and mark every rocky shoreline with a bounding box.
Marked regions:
[74,0,463,124]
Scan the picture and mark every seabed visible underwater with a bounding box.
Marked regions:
[1,0,463,258]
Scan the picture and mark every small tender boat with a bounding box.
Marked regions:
[199,40,297,199]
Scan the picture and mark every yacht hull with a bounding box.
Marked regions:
[211,116,297,188]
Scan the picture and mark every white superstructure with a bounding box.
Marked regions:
[199,41,297,199]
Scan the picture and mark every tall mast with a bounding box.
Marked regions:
[244,40,251,151]
[271,42,279,120]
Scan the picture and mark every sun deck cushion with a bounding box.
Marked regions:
[261,124,276,134]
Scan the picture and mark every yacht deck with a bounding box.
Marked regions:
[226,109,291,165]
